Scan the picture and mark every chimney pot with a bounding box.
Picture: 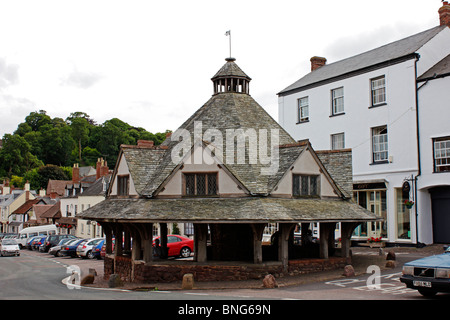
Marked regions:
[310,56,327,71]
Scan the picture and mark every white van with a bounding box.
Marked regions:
[18,225,58,249]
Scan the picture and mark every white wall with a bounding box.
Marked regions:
[279,59,419,180]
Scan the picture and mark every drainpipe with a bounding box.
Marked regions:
[414,53,424,248]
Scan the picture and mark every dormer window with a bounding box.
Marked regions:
[117,174,130,196]
[293,174,319,197]
[184,173,218,196]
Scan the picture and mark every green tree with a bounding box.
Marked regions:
[70,117,90,162]
[36,164,70,190]
[0,134,43,177]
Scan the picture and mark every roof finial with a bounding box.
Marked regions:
[225,30,232,58]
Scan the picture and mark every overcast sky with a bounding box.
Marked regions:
[0,0,441,137]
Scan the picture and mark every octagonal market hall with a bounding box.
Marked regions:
[78,57,380,283]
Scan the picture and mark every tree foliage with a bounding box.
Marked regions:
[0,110,170,187]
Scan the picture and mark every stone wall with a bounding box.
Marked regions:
[104,256,348,283]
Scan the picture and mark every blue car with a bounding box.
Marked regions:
[92,239,105,259]
[30,236,47,251]
[400,246,450,297]
[60,238,88,258]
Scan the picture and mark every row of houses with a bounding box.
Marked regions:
[0,158,111,239]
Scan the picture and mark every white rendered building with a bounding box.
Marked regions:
[278,3,450,245]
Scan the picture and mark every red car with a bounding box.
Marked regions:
[153,235,193,258]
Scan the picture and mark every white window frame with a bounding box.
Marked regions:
[331,87,344,115]
[433,137,450,172]
[297,97,309,123]
[331,133,345,150]
[371,76,386,106]
[372,126,388,163]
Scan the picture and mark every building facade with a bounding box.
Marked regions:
[79,57,378,283]
[278,3,450,245]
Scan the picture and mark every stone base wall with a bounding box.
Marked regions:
[104,255,350,283]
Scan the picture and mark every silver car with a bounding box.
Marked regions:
[0,239,20,257]
[76,238,104,259]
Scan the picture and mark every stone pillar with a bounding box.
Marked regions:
[251,224,266,264]
[194,224,208,262]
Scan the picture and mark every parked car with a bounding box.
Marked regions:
[153,235,194,258]
[31,236,47,251]
[25,236,40,250]
[91,239,105,259]
[48,238,77,257]
[0,239,20,256]
[41,234,77,252]
[77,238,105,259]
[60,238,88,258]
[400,245,450,297]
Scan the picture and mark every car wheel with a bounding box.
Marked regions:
[180,247,191,258]
[56,250,62,257]
[418,289,437,297]
[87,250,96,259]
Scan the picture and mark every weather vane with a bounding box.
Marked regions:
[225,30,231,58]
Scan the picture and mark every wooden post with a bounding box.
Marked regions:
[135,223,153,264]
[160,223,168,259]
[100,222,113,254]
[251,224,265,264]
[278,223,295,272]
[301,223,311,246]
[319,223,335,259]
[194,224,208,262]
[341,222,360,259]
[114,224,123,256]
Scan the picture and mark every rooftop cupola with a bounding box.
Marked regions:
[211,57,252,95]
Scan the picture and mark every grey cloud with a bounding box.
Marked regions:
[0,58,19,89]
[60,70,103,89]
[323,24,416,63]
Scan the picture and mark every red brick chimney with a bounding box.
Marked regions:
[72,163,80,183]
[96,158,110,179]
[440,1,450,27]
[310,56,327,71]
[137,140,154,148]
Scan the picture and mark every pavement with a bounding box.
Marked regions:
[80,244,447,292]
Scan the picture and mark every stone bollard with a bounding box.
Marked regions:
[81,274,95,285]
[343,265,355,277]
[182,273,195,290]
[386,250,396,261]
[108,274,123,288]
[262,274,278,288]
[385,260,396,268]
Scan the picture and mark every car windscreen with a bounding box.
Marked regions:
[2,239,17,245]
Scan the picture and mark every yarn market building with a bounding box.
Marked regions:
[79,57,380,283]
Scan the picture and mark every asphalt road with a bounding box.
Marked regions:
[1,248,448,302]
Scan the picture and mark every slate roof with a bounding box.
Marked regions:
[212,58,252,80]
[79,58,377,224]
[418,53,450,81]
[137,87,298,196]
[278,25,447,95]
[78,197,380,223]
